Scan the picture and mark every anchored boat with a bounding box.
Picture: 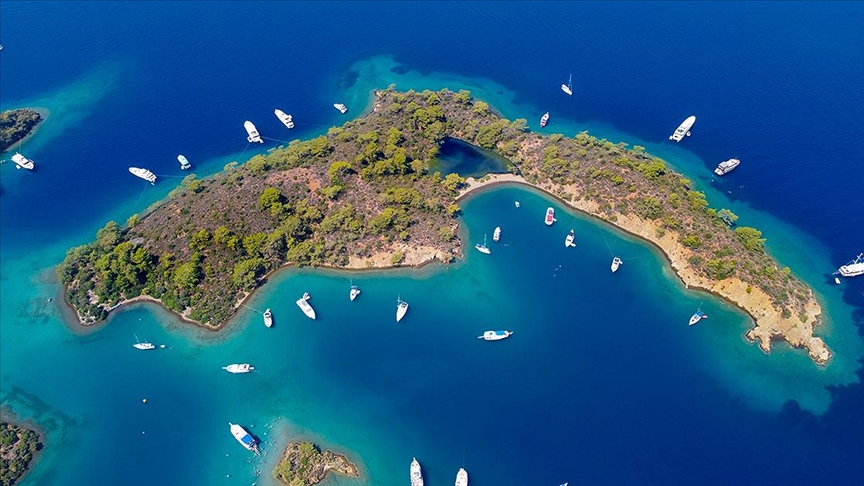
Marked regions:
[263,308,273,328]
[223,363,254,373]
[689,308,708,326]
[296,292,316,319]
[11,152,34,170]
[397,296,409,322]
[334,103,348,114]
[244,120,263,143]
[177,154,191,170]
[565,229,576,248]
[611,256,623,273]
[561,73,573,96]
[540,112,550,127]
[714,158,740,176]
[837,253,864,277]
[478,330,513,341]
[129,167,157,184]
[228,423,260,455]
[545,207,556,226]
[274,108,295,129]
[669,115,696,142]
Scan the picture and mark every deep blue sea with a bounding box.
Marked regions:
[2,2,863,485]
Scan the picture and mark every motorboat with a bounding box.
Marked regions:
[228,423,260,455]
[263,308,273,328]
[222,363,254,373]
[296,292,316,319]
[477,330,513,341]
[611,256,623,273]
[565,229,576,247]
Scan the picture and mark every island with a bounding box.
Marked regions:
[0,109,43,153]
[0,420,43,486]
[273,442,360,486]
[58,87,830,365]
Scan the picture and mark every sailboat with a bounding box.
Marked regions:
[561,73,573,96]
[689,308,708,326]
[133,334,155,350]
[350,279,361,301]
[475,235,491,254]
[397,295,409,322]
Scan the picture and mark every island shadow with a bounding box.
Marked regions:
[429,137,513,178]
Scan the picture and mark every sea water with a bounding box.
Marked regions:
[1,2,863,485]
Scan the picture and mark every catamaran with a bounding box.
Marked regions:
[244,120,263,143]
[350,280,361,301]
[177,154,191,170]
[478,330,513,341]
[222,363,254,373]
[410,457,424,486]
[334,103,348,114]
[397,296,409,322]
[133,334,155,350]
[611,256,623,273]
[475,235,491,255]
[11,152,34,170]
[714,158,740,176]
[296,292,316,319]
[540,112,550,128]
[493,226,501,242]
[228,423,260,455]
[455,467,468,486]
[837,253,864,277]
[689,308,708,326]
[274,108,295,129]
[545,207,556,226]
[263,308,273,328]
[669,115,696,142]
[561,73,573,96]
[129,167,157,184]
[565,229,576,248]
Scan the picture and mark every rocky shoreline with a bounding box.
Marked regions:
[272,441,360,486]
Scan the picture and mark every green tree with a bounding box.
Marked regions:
[717,209,738,227]
[441,173,466,194]
[735,227,766,251]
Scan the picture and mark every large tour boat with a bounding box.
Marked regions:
[611,256,623,273]
[714,158,740,176]
[274,108,295,129]
[334,103,348,114]
[296,292,316,319]
[129,167,157,184]
[263,308,273,328]
[244,120,263,143]
[410,458,424,486]
[838,253,864,277]
[669,115,696,142]
[228,423,260,455]
[478,330,512,341]
[397,296,409,322]
[455,467,468,486]
[493,226,501,242]
[11,152,34,170]
[545,207,556,226]
[689,308,708,326]
[540,112,550,127]
[565,229,576,248]
[222,363,254,373]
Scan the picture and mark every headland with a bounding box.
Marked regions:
[0,108,45,153]
[272,441,360,486]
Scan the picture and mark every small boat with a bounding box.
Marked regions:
[835,277,842,285]
[669,115,696,142]
[540,112,550,128]
[545,207,556,226]
[133,334,155,350]
[493,226,501,242]
[244,120,263,143]
[837,253,864,278]
[228,422,260,455]
[714,158,740,176]
[350,280,361,301]
[611,256,623,273]
[274,108,295,129]
[514,201,521,208]
[397,296,409,323]
[475,234,491,255]
[478,330,513,341]
[296,292,316,319]
[410,457,424,486]
[561,73,573,96]
[565,229,576,248]
[689,308,708,326]
[263,308,273,328]
[455,467,468,486]
[177,154,191,170]
[129,167,157,184]
[334,103,348,114]
[222,363,254,373]
[11,152,34,170]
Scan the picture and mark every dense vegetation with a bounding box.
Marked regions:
[60,87,813,328]
[0,109,42,153]
[0,421,42,486]
[273,442,358,486]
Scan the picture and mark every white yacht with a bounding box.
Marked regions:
[545,207,556,226]
[714,158,740,176]
[296,292,316,319]
[128,167,157,184]
[350,282,361,301]
[475,235,491,255]
[11,152,34,170]
[133,334,155,350]
[396,296,409,322]
[223,363,254,373]
[334,103,348,114]
[689,308,707,326]
[561,73,573,96]
[177,154,191,170]
[455,467,468,486]
[838,253,864,277]
[540,112,550,128]
[410,458,424,486]
[611,256,623,273]
[565,229,576,248]
[228,423,260,455]
[478,330,512,341]
[263,308,273,328]
[244,120,263,143]
[669,115,696,142]
[514,201,521,208]
[493,226,501,242]
[274,108,295,129]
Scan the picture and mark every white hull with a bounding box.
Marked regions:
[455,468,468,486]
[129,167,157,184]
[540,112,550,127]
[514,201,520,208]
[475,244,491,254]
[350,286,361,301]
[669,115,696,142]
[561,84,573,96]
[565,230,576,248]
[133,342,155,350]
[478,330,512,341]
[493,227,501,242]
[11,152,34,170]
[274,109,295,129]
[411,458,424,486]
[545,207,555,226]
[177,154,191,170]
[838,254,864,277]
[296,293,316,319]
[263,309,273,328]
[244,120,263,143]
[689,310,707,326]
[611,257,623,273]
[229,423,260,455]
[397,299,409,322]
[714,158,740,176]
[334,103,348,114]
[223,363,254,373]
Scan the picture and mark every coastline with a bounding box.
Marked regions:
[457,173,831,365]
[0,406,45,486]
[0,107,49,155]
